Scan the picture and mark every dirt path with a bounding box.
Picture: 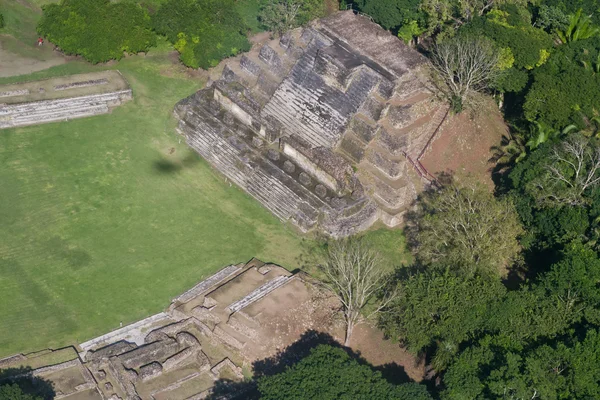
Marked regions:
[0,41,66,78]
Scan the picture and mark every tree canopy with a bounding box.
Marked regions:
[257,345,433,400]
[152,0,251,69]
[37,0,156,63]
[409,183,523,276]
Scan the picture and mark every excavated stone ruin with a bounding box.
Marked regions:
[0,259,342,400]
[0,70,132,129]
[174,11,449,236]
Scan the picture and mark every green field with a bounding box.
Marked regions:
[0,52,316,356]
[0,0,410,359]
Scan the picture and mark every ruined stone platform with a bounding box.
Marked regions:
[175,11,448,236]
[0,70,132,129]
[0,260,343,399]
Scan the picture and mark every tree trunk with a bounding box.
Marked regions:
[344,319,354,347]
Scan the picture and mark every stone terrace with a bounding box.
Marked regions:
[175,11,448,236]
[0,71,132,129]
[0,260,345,399]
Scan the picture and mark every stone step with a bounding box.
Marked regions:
[227,275,291,314]
[173,265,243,305]
[1,104,109,128]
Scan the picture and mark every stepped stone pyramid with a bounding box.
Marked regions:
[0,70,132,129]
[175,11,448,236]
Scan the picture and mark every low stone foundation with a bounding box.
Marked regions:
[0,70,132,129]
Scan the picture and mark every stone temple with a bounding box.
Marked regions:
[175,11,448,237]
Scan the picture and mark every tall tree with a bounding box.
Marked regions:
[259,0,325,35]
[430,36,500,111]
[525,134,600,207]
[319,239,396,346]
[409,183,523,276]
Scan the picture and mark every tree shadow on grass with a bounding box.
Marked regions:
[206,330,414,399]
[153,149,201,174]
[0,367,56,400]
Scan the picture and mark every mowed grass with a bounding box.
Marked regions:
[0,53,311,357]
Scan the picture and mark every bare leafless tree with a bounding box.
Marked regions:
[430,37,500,111]
[319,239,396,346]
[534,135,600,206]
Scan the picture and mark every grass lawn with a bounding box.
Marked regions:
[0,0,411,359]
[0,51,315,356]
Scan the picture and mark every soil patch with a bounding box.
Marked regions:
[0,41,66,78]
[420,97,508,189]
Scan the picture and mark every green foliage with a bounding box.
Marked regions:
[37,0,156,64]
[397,20,425,43]
[524,36,600,128]
[410,183,524,276]
[152,0,251,69]
[461,8,554,71]
[536,4,570,32]
[380,270,505,358]
[257,345,433,399]
[509,135,600,251]
[557,8,600,43]
[356,0,424,31]
[0,384,41,400]
[259,0,325,35]
[0,12,4,29]
[444,329,600,399]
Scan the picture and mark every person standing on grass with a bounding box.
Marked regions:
[38,37,44,46]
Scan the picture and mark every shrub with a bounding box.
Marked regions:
[153,0,251,69]
[37,0,156,64]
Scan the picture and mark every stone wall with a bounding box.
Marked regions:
[0,71,132,130]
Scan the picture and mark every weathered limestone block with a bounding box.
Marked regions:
[163,348,194,371]
[54,78,108,91]
[266,149,280,161]
[283,160,295,173]
[139,362,162,381]
[87,341,137,362]
[378,127,408,154]
[348,117,377,143]
[339,134,365,163]
[220,65,239,83]
[377,79,395,99]
[119,339,179,370]
[299,172,312,186]
[252,136,263,148]
[256,72,279,97]
[315,184,327,198]
[258,45,283,75]
[359,96,385,121]
[279,32,293,49]
[240,55,261,76]
[331,197,348,209]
